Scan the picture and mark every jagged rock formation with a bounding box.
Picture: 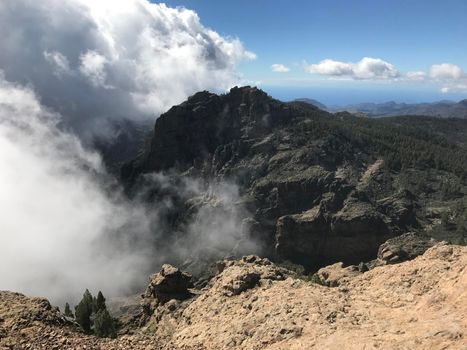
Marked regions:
[121,86,467,269]
[144,264,193,304]
[2,244,465,349]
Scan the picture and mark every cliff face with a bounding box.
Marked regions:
[122,86,294,178]
[121,86,467,269]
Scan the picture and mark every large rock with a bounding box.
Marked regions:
[377,232,439,264]
[144,264,193,304]
[214,255,288,297]
[170,245,467,350]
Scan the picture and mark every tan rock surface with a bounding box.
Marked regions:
[169,244,466,350]
[317,262,361,287]
[1,244,466,349]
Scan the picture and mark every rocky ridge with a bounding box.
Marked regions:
[1,244,466,349]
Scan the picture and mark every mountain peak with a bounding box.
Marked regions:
[122,86,292,177]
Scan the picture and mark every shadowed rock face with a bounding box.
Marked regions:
[120,86,467,268]
[274,190,416,266]
[122,86,293,179]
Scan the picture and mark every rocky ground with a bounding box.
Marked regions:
[1,243,466,350]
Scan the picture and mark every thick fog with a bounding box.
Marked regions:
[0,0,256,306]
[0,76,151,304]
[0,76,258,305]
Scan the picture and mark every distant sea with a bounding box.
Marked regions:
[262,85,466,106]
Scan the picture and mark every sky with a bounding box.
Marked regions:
[164,0,467,104]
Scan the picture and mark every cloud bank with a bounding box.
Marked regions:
[0,75,157,305]
[0,0,255,141]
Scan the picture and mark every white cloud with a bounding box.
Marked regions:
[0,0,255,141]
[271,64,290,73]
[304,56,467,92]
[304,57,399,80]
[406,71,427,81]
[429,63,464,80]
[305,59,352,76]
[429,63,467,92]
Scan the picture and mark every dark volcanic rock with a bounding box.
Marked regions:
[121,86,466,270]
[275,194,398,267]
[377,232,439,264]
[122,86,293,180]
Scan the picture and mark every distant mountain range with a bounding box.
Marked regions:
[293,98,328,111]
[294,98,467,119]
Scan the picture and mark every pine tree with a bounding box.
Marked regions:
[95,291,106,312]
[94,308,116,338]
[74,289,93,333]
[64,302,73,318]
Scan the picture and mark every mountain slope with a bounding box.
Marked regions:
[122,86,467,269]
[293,97,328,110]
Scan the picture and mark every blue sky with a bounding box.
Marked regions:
[163,0,467,104]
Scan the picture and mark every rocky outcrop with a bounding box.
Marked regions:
[0,291,162,349]
[275,190,415,266]
[166,244,467,349]
[317,262,361,287]
[140,264,194,330]
[377,232,439,264]
[144,264,193,304]
[213,255,288,296]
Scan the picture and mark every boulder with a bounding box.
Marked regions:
[214,255,288,297]
[377,232,438,264]
[144,264,193,304]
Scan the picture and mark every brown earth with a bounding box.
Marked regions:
[1,244,466,350]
